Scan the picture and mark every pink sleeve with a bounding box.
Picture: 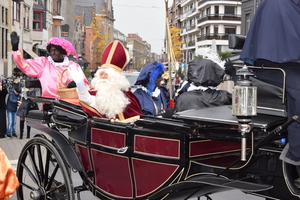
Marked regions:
[12,49,46,78]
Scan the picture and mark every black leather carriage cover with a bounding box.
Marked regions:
[251,76,287,117]
[228,34,246,50]
[25,79,41,88]
[52,106,87,126]
[27,110,51,121]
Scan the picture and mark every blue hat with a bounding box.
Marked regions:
[135,61,164,95]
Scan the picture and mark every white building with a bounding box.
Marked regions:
[169,0,242,62]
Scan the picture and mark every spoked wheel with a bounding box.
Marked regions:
[16,137,75,200]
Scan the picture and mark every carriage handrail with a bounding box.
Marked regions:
[234,65,286,105]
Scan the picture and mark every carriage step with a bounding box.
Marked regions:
[188,175,272,192]
[149,175,272,200]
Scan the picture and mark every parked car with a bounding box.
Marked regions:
[124,72,139,92]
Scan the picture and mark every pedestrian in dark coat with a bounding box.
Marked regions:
[0,80,8,138]
[6,86,22,138]
[17,88,38,139]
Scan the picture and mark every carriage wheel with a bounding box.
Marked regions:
[16,137,75,200]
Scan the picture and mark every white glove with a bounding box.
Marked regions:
[68,66,86,93]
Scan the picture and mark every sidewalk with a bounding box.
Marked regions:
[0,120,39,200]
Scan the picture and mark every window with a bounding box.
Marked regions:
[206,7,211,16]
[206,26,210,35]
[54,0,61,15]
[13,2,20,22]
[2,7,4,23]
[33,10,43,31]
[1,28,8,59]
[225,6,235,15]
[5,8,8,25]
[224,25,236,35]
[214,25,218,36]
[215,6,219,15]
[245,13,251,34]
[54,25,60,37]
[23,5,30,29]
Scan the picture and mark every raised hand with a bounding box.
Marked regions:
[10,32,19,51]
[68,66,86,93]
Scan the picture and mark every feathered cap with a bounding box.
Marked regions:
[135,61,164,95]
[101,40,130,72]
[46,37,78,60]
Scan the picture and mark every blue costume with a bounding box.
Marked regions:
[134,62,169,117]
[240,0,300,164]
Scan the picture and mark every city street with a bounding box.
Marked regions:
[1,120,263,200]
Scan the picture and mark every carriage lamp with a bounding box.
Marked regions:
[232,66,257,161]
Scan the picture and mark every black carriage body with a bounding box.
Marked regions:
[59,101,295,199]
[21,95,300,200]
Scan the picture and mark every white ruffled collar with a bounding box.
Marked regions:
[187,83,218,92]
[138,86,161,97]
[47,56,70,67]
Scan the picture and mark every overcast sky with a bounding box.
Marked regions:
[113,0,172,54]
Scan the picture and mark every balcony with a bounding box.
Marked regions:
[197,33,229,41]
[186,7,196,16]
[198,0,241,7]
[188,40,195,46]
[181,0,189,5]
[197,14,241,23]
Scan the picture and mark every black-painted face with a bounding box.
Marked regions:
[155,75,163,87]
[50,47,64,61]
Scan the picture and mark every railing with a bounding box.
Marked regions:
[197,14,241,23]
[197,34,229,41]
[186,25,196,31]
[188,41,196,46]
[186,7,196,16]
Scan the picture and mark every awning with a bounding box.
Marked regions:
[23,49,38,58]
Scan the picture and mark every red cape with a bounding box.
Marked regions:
[80,90,142,119]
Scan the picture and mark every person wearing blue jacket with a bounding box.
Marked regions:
[134,62,169,117]
[6,86,22,138]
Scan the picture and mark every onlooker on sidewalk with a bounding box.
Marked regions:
[0,80,8,138]
[174,74,181,90]
[6,86,22,138]
[17,87,38,139]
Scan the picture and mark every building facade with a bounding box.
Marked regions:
[169,0,243,63]
[126,33,152,71]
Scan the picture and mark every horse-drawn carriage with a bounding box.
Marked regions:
[15,36,300,200]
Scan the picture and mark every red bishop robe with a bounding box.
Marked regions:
[79,89,142,120]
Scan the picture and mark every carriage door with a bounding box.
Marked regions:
[89,119,134,199]
[128,120,185,199]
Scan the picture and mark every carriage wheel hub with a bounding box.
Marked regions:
[30,188,45,200]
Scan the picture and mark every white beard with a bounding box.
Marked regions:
[91,68,131,119]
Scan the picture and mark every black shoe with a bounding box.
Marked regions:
[26,136,30,139]
[5,134,13,138]
[12,134,17,138]
[19,136,23,139]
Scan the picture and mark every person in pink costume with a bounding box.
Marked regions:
[10,32,89,98]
